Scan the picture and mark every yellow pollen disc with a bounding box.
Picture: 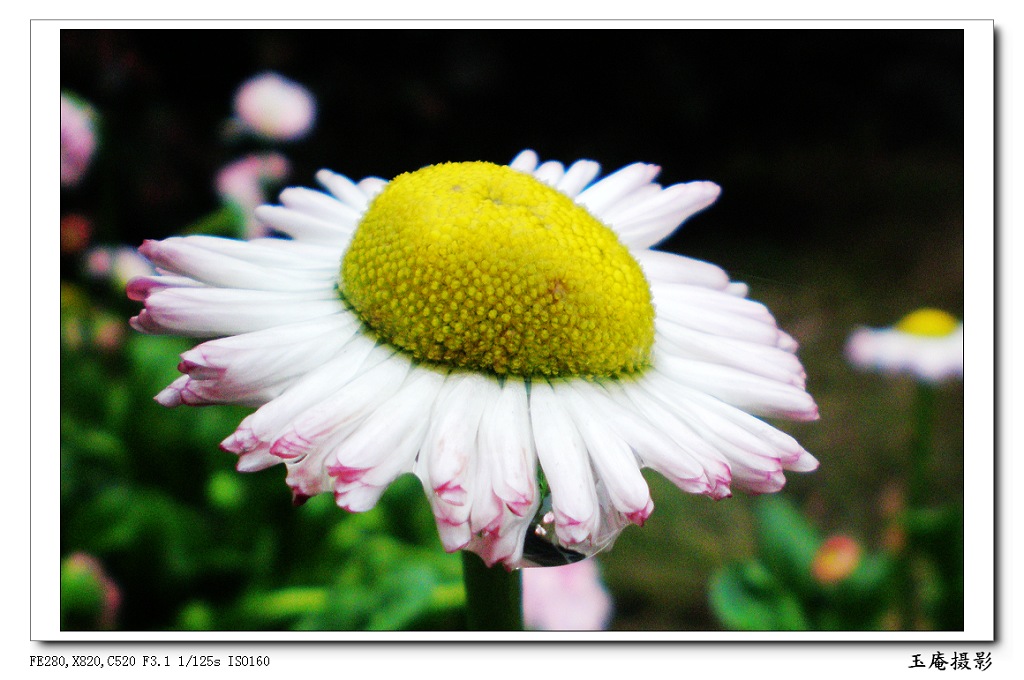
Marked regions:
[894,308,959,338]
[340,161,655,377]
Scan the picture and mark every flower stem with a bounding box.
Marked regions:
[909,382,937,509]
[900,381,938,630]
[461,552,523,631]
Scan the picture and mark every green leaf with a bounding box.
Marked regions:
[905,504,964,630]
[838,552,896,599]
[367,564,441,630]
[823,552,898,629]
[61,555,108,630]
[175,601,216,631]
[709,560,809,630]
[68,485,212,584]
[753,495,821,591]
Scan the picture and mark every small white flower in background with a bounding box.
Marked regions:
[846,308,963,383]
[61,92,99,187]
[233,72,316,142]
[523,559,612,630]
[216,153,292,238]
[128,149,819,569]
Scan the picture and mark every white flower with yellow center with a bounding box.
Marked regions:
[846,308,963,383]
[129,150,819,568]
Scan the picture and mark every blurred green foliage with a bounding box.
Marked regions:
[709,493,963,632]
[709,496,897,630]
[60,292,464,631]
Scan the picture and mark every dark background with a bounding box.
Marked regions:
[60,28,965,630]
[60,29,962,250]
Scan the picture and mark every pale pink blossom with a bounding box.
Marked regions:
[216,153,291,238]
[233,72,316,142]
[522,559,613,630]
[61,92,98,187]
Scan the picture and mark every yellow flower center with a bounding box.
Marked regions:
[340,161,655,378]
[894,308,959,338]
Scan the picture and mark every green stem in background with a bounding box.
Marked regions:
[908,382,937,509]
[461,552,523,631]
[900,381,938,630]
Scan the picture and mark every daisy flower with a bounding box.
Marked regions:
[846,308,963,383]
[128,150,819,569]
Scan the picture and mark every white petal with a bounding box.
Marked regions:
[655,350,819,421]
[126,274,207,302]
[275,352,412,498]
[777,330,800,352]
[575,162,661,217]
[594,184,664,223]
[235,448,281,473]
[606,181,719,225]
[414,373,494,551]
[611,381,732,497]
[655,304,783,348]
[139,237,333,292]
[725,282,750,297]
[639,372,807,493]
[559,382,653,525]
[532,160,565,187]
[592,381,717,495]
[270,349,411,460]
[281,447,336,499]
[529,380,599,547]
[254,205,353,246]
[467,456,503,536]
[357,177,388,199]
[654,319,806,388]
[330,368,446,510]
[279,186,363,229]
[477,379,538,515]
[556,160,601,198]
[420,373,490,505]
[466,508,534,568]
[509,149,539,173]
[315,169,373,212]
[653,281,778,324]
[175,234,343,270]
[610,181,721,249]
[632,249,731,290]
[219,335,381,455]
[181,314,357,363]
[133,287,343,337]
